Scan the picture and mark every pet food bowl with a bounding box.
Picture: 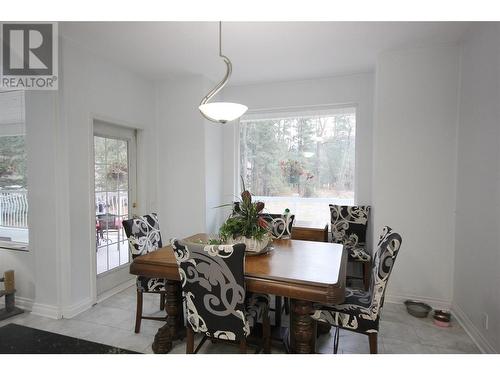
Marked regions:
[433,309,451,327]
[404,300,432,318]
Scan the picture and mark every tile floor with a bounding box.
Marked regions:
[0,286,480,354]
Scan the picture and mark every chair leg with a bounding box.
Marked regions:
[135,289,143,333]
[368,333,378,354]
[239,339,247,354]
[333,327,340,354]
[275,296,282,327]
[284,297,290,315]
[194,335,208,354]
[363,262,371,291]
[160,292,165,311]
[263,309,271,354]
[186,327,194,354]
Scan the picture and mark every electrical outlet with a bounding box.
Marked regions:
[483,313,489,331]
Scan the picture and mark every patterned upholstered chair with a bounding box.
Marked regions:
[171,239,271,354]
[259,212,295,324]
[312,226,402,354]
[259,213,295,240]
[122,213,166,333]
[330,204,371,290]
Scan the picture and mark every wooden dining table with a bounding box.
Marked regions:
[129,233,347,354]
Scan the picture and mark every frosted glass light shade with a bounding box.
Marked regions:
[199,102,248,124]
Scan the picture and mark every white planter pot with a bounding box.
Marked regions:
[226,233,271,254]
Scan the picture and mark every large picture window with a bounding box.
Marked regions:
[239,107,355,223]
[0,90,28,250]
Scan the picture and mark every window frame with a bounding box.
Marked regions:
[0,90,28,251]
[234,103,358,214]
[92,121,137,278]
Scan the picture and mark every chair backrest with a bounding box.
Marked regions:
[329,205,371,247]
[368,226,402,321]
[122,213,163,259]
[171,239,249,341]
[259,213,295,239]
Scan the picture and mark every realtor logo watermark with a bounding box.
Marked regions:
[0,22,58,90]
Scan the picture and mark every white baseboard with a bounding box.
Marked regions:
[1,296,91,320]
[63,278,135,317]
[0,295,34,311]
[96,278,135,304]
[452,304,497,354]
[1,279,135,321]
[31,302,62,319]
[0,295,60,319]
[61,297,94,319]
[385,292,451,310]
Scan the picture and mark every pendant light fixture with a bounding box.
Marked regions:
[199,22,248,124]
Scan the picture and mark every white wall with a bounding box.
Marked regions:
[453,23,500,353]
[0,91,61,317]
[373,44,460,306]
[3,27,498,354]
[1,33,158,317]
[221,73,374,215]
[3,42,225,316]
[205,119,224,234]
[60,34,157,311]
[223,59,465,309]
[156,76,224,240]
[156,77,206,239]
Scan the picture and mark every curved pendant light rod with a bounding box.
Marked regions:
[199,22,233,122]
[199,58,232,107]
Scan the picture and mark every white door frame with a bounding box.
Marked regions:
[90,118,138,302]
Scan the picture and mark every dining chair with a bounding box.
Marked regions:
[122,213,167,333]
[329,204,372,290]
[259,212,295,240]
[171,239,271,354]
[259,212,296,326]
[311,226,402,354]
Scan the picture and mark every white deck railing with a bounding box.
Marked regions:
[0,189,28,228]
[95,191,129,217]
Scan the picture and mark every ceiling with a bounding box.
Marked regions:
[60,22,471,86]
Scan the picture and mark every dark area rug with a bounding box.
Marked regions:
[0,323,139,354]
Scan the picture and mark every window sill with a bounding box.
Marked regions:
[0,241,29,252]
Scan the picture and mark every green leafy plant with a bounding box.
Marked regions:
[218,177,269,242]
[207,238,223,245]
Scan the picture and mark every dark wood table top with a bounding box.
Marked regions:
[130,233,347,304]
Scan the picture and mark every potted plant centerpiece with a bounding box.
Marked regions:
[217,182,272,254]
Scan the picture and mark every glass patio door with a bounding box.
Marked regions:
[93,121,137,297]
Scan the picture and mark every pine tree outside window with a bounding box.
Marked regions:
[239,106,356,224]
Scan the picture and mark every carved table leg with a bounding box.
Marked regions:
[289,298,317,354]
[152,280,184,354]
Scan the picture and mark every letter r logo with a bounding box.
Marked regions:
[2,23,53,75]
